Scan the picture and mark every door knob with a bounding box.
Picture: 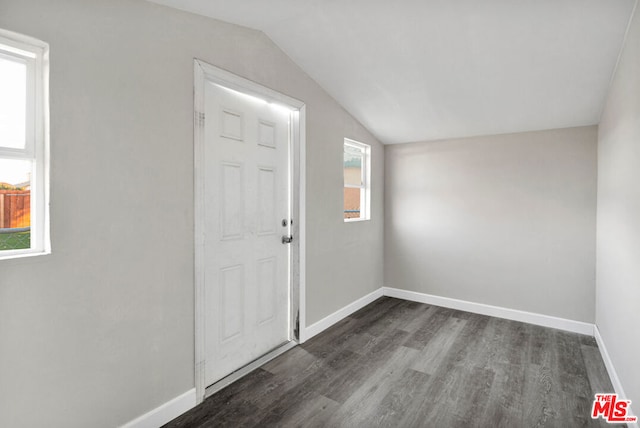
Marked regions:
[282,235,293,244]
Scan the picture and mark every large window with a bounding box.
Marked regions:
[0,29,49,259]
[343,138,370,221]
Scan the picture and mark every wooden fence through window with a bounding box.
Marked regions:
[0,190,30,229]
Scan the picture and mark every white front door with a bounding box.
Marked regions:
[203,80,292,387]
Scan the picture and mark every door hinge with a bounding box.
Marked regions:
[195,111,205,126]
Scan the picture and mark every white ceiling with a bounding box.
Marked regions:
[150,0,636,144]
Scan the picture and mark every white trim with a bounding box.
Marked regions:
[301,288,384,342]
[383,287,595,336]
[301,286,596,344]
[594,326,639,428]
[0,29,50,261]
[343,138,371,222]
[196,61,304,110]
[205,341,296,398]
[193,59,306,404]
[295,105,306,343]
[193,61,207,405]
[0,28,48,57]
[120,388,196,428]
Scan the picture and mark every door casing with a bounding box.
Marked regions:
[193,59,306,403]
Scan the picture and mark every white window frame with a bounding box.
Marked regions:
[0,29,50,260]
[343,138,371,222]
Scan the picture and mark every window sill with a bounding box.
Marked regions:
[0,249,51,261]
[344,218,370,223]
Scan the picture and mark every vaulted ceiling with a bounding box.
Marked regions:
[150,0,636,144]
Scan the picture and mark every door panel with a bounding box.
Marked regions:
[257,167,276,235]
[204,82,291,386]
[219,265,244,342]
[220,162,243,240]
[257,257,277,325]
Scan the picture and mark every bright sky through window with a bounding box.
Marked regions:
[0,159,31,185]
[0,56,27,150]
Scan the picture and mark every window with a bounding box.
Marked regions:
[343,138,370,221]
[0,29,49,259]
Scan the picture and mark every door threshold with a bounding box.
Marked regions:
[204,341,297,399]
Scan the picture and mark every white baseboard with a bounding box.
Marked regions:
[302,286,594,343]
[594,326,639,428]
[301,288,384,342]
[383,287,595,336]
[120,388,196,428]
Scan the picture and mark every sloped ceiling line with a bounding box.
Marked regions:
[150,0,636,144]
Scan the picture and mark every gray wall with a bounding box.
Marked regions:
[385,126,597,322]
[0,1,384,426]
[597,3,640,408]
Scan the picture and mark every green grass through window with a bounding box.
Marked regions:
[0,231,30,251]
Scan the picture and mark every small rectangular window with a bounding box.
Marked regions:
[344,138,370,221]
[0,29,49,259]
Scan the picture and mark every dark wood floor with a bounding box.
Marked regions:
[165,297,623,427]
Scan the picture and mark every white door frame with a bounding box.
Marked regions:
[193,59,306,403]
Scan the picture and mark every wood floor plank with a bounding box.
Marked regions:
[348,297,401,320]
[520,362,558,428]
[403,307,453,350]
[529,323,553,366]
[261,345,320,376]
[302,316,360,358]
[448,366,496,427]
[369,368,432,427]
[412,317,467,374]
[399,363,493,427]
[434,311,491,370]
[317,351,376,404]
[473,361,526,427]
[556,330,590,379]
[252,348,361,426]
[326,345,420,427]
[383,299,427,332]
[344,330,377,355]
[248,347,327,410]
[581,344,630,426]
[480,321,560,427]
[349,298,406,338]
[260,393,339,428]
[559,372,603,427]
[164,299,622,428]
[555,334,614,427]
[320,328,410,403]
[459,315,502,370]
[581,344,615,396]
[397,303,438,334]
[163,368,273,428]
